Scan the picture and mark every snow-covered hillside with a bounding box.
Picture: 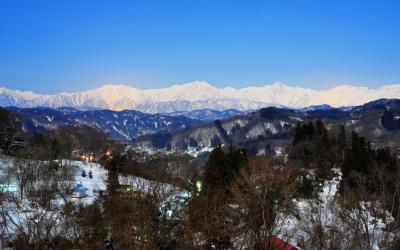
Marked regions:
[2,81,400,113]
[277,169,395,250]
[9,107,202,141]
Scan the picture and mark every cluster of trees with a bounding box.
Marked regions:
[290,120,400,246]
[0,107,118,162]
[290,119,398,189]
[288,120,400,248]
[341,131,397,190]
[115,149,199,189]
[190,146,248,248]
[290,120,333,169]
[188,146,299,249]
[23,125,116,161]
[0,157,76,249]
[0,108,22,154]
[340,131,400,225]
[3,123,121,167]
[381,110,400,131]
[289,120,342,198]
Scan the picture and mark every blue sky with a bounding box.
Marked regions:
[1,0,399,93]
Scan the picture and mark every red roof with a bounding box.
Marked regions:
[268,236,299,250]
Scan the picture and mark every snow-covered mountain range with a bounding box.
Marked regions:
[2,81,400,113]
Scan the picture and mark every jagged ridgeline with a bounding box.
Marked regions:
[2,82,400,112]
[134,99,400,154]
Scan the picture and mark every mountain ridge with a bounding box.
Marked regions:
[2,81,400,113]
[7,106,203,141]
[133,98,400,154]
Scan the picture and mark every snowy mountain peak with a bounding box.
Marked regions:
[268,81,287,88]
[92,84,142,94]
[1,81,400,113]
[175,80,212,88]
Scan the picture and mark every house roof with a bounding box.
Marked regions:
[72,183,88,193]
[0,183,19,193]
[268,236,299,250]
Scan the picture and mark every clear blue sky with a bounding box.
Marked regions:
[1,0,399,93]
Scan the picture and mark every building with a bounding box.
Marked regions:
[266,236,301,250]
[71,149,96,162]
[0,183,19,194]
[117,185,146,199]
[71,183,88,198]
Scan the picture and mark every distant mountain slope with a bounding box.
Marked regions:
[8,107,202,141]
[2,81,400,113]
[299,104,334,111]
[161,109,246,121]
[134,99,400,154]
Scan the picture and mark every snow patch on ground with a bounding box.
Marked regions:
[222,119,248,135]
[246,122,279,138]
[45,115,54,122]
[111,125,130,140]
[186,146,214,158]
